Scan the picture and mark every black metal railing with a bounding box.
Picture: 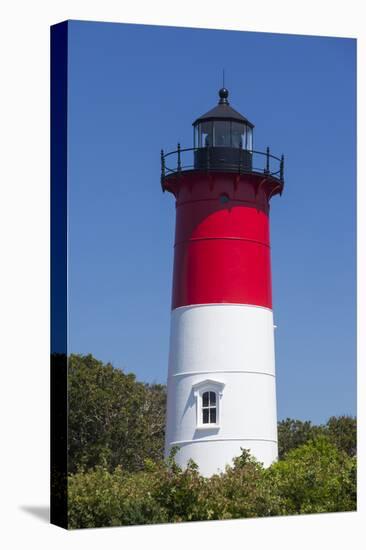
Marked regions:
[161,145,284,185]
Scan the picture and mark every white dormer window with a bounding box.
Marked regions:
[192,379,225,430]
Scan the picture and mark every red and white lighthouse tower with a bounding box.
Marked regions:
[161,88,284,477]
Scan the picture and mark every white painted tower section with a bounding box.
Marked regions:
[165,304,278,477]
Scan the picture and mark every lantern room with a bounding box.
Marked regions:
[160,87,284,195]
[193,88,254,150]
[193,88,254,171]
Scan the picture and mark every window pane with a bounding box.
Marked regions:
[200,121,213,147]
[202,392,209,407]
[203,408,209,424]
[246,128,253,151]
[209,391,216,405]
[214,121,231,147]
[210,408,217,424]
[232,122,245,149]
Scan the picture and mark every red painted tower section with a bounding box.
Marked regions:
[166,171,279,310]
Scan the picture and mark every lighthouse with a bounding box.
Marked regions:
[161,87,284,477]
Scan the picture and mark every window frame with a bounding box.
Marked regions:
[192,379,225,430]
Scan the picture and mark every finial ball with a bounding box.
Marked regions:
[219,87,229,99]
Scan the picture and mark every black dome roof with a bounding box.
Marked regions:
[193,88,254,128]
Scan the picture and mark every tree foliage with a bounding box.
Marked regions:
[68,354,166,473]
[325,415,357,457]
[66,354,357,528]
[69,354,356,471]
[277,416,357,459]
[267,436,356,515]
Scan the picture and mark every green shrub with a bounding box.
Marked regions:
[68,465,168,529]
[267,436,357,515]
[205,450,283,520]
[67,439,356,529]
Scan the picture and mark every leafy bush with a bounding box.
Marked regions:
[67,438,356,529]
[207,450,283,520]
[267,436,356,515]
[68,465,169,528]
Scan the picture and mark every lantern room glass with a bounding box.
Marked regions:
[214,121,231,147]
[196,121,213,148]
[195,121,253,150]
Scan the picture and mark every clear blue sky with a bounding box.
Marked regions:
[67,20,356,424]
